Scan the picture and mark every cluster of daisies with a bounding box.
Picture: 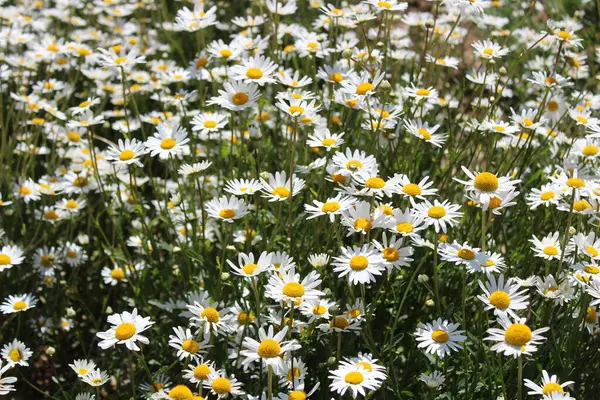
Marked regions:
[2,0,600,399]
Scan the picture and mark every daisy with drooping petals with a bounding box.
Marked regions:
[439,241,487,273]
[414,318,466,358]
[69,359,97,377]
[477,274,530,318]
[371,233,414,272]
[0,361,17,395]
[472,39,509,59]
[572,232,600,260]
[81,368,109,387]
[96,308,154,351]
[1,340,32,367]
[485,315,549,357]
[224,178,263,196]
[404,119,448,147]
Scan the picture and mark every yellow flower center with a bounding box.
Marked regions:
[344,371,364,384]
[584,265,600,274]
[78,368,89,375]
[212,377,232,394]
[396,222,413,233]
[543,246,558,256]
[13,301,27,310]
[201,307,220,323]
[349,255,369,270]
[182,339,199,354]
[193,364,211,380]
[312,305,327,315]
[160,138,176,150]
[282,282,305,297]
[482,48,494,55]
[365,177,385,189]
[9,349,21,362]
[257,338,281,358]
[119,149,135,161]
[114,57,127,64]
[40,254,55,267]
[168,385,193,400]
[583,145,599,156]
[322,201,341,213]
[428,206,446,218]
[457,248,475,260]
[431,329,449,343]
[547,101,559,112]
[0,254,11,265]
[289,105,304,114]
[329,72,343,83]
[354,218,372,231]
[246,67,263,79]
[322,138,336,146]
[238,311,254,323]
[382,247,399,261]
[204,120,217,128]
[587,246,599,257]
[417,128,431,140]
[288,390,307,400]
[219,208,236,219]
[356,82,375,95]
[489,291,511,310]
[540,191,555,201]
[416,88,430,96]
[574,200,591,212]
[402,183,422,196]
[378,1,392,8]
[542,382,564,395]
[115,322,137,340]
[504,323,532,346]
[558,30,572,40]
[474,172,499,192]
[232,92,249,105]
[330,316,349,329]
[585,307,597,323]
[220,49,232,58]
[272,186,291,198]
[19,187,32,195]
[242,263,258,274]
[111,268,125,280]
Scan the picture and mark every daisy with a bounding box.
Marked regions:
[58,198,87,214]
[188,301,234,339]
[341,71,385,97]
[95,46,146,71]
[105,138,147,167]
[536,275,574,305]
[0,245,24,272]
[139,375,172,397]
[411,199,463,233]
[415,319,466,358]
[352,174,401,198]
[317,62,350,84]
[145,124,190,160]
[306,128,345,152]
[0,294,37,314]
[69,359,97,376]
[240,325,299,372]
[419,371,445,389]
[230,55,279,86]
[332,245,385,285]
[524,370,574,397]
[329,362,382,398]
[340,201,384,236]
[260,171,306,202]
[101,265,127,286]
[0,361,17,395]
[203,370,245,398]
[454,166,520,208]
[472,39,510,59]
[387,208,426,237]
[404,85,439,101]
[81,368,110,387]
[96,308,154,351]
[572,232,600,260]
[205,196,250,223]
[13,179,41,203]
[304,194,356,222]
[208,81,261,111]
[227,251,273,278]
[478,274,529,318]
[479,252,507,275]
[191,113,228,137]
[330,148,378,178]
[1,340,32,367]
[530,232,565,261]
[526,185,563,209]
[266,265,324,305]
[168,326,210,361]
[178,161,212,178]
[371,233,414,272]
[485,315,549,357]
[396,174,438,200]
[365,0,408,12]
[404,119,447,147]
[439,241,487,272]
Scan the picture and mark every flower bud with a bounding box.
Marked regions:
[418,274,429,283]
[46,346,56,356]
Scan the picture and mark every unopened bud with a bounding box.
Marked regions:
[569,226,577,235]
[66,307,76,317]
[425,299,435,307]
[46,346,56,356]
[221,272,230,281]
[342,49,353,59]
[418,274,429,283]
[379,80,392,93]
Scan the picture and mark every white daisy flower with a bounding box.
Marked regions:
[96,308,154,351]
[477,274,529,318]
[415,318,466,358]
[332,244,385,285]
[485,315,549,357]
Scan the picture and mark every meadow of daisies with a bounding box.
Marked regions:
[3,0,600,399]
